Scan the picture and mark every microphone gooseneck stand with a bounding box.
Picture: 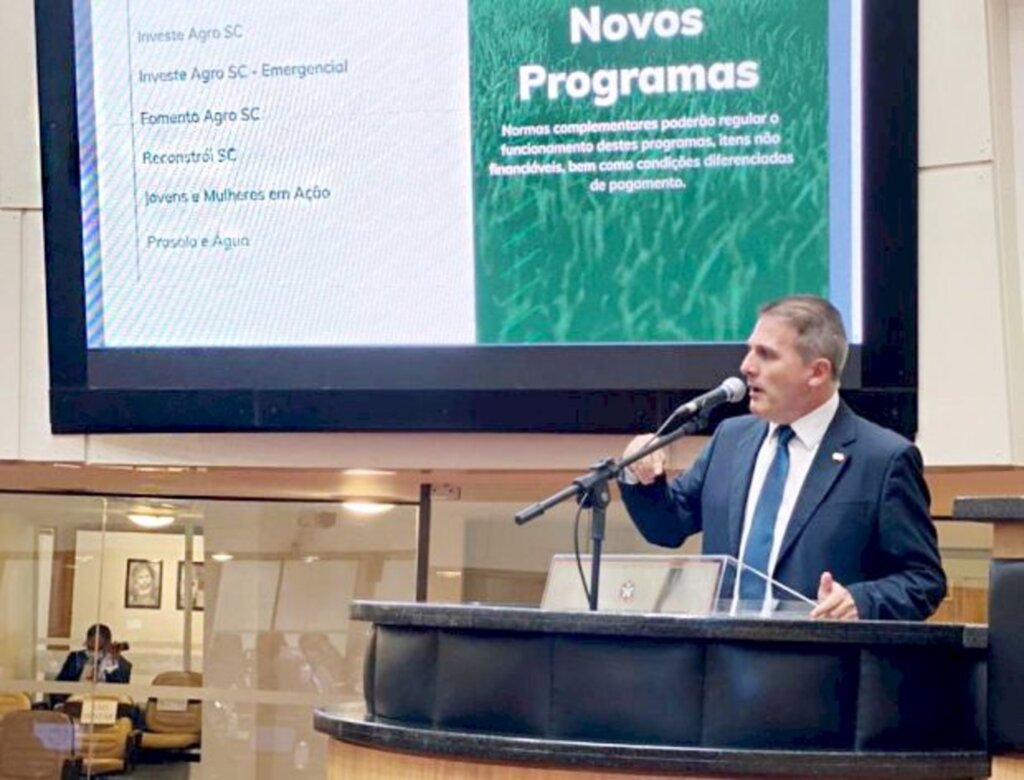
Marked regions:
[514,415,707,612]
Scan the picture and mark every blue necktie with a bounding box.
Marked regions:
[740,425,795,601]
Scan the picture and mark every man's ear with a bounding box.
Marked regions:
[807,357,833,388]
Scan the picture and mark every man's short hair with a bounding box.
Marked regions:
[759,295,848,380]
[85,624,112,643]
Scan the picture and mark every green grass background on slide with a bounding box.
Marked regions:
[470,0,829,343]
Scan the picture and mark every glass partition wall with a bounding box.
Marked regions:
[0,490,991,777]
[426,499,992,623]
[0,493,418,779]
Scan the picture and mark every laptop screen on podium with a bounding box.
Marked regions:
[541,554,724,615]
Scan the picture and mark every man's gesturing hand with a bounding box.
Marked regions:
[622,434,667,485]
[811,572,859,620]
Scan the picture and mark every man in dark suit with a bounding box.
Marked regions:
[52,623,132,707]
[620,296,945,621]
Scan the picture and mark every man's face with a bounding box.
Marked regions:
[740,315,819,424]
[84,631,109,654]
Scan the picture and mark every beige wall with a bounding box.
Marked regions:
[1,0,1022,470]
[69,530,204,652]
[0,512,39,680]
[917,0,1023,466]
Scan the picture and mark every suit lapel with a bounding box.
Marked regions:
[775,402,858,567]
[727,420,769,556]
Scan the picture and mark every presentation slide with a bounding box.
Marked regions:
[473,0,856,344]
[77,0,860,349]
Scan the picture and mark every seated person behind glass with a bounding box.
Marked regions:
[51,623,131,707]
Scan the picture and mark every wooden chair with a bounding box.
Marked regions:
[0,710,79,780]
[0,694,31,746]
[65,694,136,775]
[0,694,30,720]
[139,672,202,757]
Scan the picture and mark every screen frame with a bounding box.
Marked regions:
[36,0,917,435]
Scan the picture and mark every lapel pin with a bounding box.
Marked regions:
[832,451,846,463]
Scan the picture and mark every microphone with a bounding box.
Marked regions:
[676,376,747,416]
[657,377,747,434]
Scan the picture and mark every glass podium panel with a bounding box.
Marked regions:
[540,554,816,618]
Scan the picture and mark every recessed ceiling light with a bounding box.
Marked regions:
[211,552,234,562]
[341,469,397,476]
[341,501,395,516]
[127,513,175,529]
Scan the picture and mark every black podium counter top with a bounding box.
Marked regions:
[350,600,988,648]
[319,602,990,779]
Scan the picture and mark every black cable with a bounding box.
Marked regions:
[572,491,592,606]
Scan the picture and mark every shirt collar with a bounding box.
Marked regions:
[768,391,839,449]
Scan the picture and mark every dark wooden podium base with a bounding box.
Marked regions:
[317,601,990,779]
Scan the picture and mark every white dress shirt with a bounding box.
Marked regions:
[736,392,840,583]
[79,651,120,682]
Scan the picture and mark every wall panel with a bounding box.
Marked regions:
[0,0,41,208]
[0,212,21,459]
[919,0,994,168]
[18,213,85,462]
[918,165,1011,465]
[85,430,704,472]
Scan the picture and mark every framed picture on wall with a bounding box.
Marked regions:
[124,559,162,609]
[177,562,204,611]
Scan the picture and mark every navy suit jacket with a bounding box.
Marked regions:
[620,402,946,620]
[56,650,132,684]
[50,649,132,708]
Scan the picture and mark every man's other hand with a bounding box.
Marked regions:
[623,434,667,485]
[811,572,859,620]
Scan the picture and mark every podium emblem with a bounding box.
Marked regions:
[619,580,636,603]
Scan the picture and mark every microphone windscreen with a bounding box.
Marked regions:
[722,376,747,402]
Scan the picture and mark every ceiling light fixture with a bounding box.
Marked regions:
[341,501,395,516]
[127,513,175,529]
